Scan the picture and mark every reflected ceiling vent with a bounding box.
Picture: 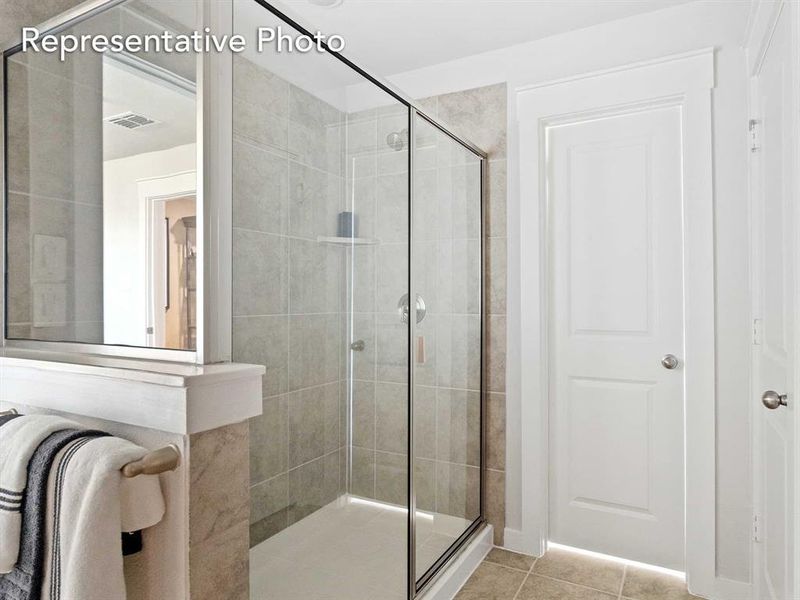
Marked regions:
[104,112,159,130]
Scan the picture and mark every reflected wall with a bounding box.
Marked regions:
[3,0,197,350]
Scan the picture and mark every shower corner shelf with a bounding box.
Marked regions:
[317,236,379,246]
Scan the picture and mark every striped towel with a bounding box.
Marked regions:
[0,429,107,600]
[40,437,164,600]
[0,416,81,575]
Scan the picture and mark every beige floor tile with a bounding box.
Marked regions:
[532,549,624,594]
[454,562,527,600]
[484,547,536,572]
[621,567,701,600]
[517,575,619,600]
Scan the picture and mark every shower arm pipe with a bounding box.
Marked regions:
[0,408,181,478]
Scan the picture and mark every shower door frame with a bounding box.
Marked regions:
[409,110,488,598]
[248,2,489,597]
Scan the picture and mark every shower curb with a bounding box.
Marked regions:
[418,525,493,600]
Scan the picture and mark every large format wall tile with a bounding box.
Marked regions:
[375,451,408,506]
[375,382,409,455]
[233,55,288,117]
[436,314,482,391]
[438,83,507,158]
[288,451,340,524]
[288,382,340,468]
[487,160,507,238]
[232,315,288,397]
[413,385,437,460]
[376,174,410,243]
[232,229,288,316]
[233,98,288,155]
[288,162,343,239]
[249,395,288,484]
[376,243,408,312]
[233,140,288,235]
[351,314,377,380]
[289,238,343,314]
[288,314,340,391]
[250,473,289,544]
[376,313,409,384]
[436,388,481,467]
[352,380,376,448]
[235,60,350,548]
[351,446,376,498]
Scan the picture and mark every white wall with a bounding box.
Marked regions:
[379,0,753,586]
[103,144,196,347]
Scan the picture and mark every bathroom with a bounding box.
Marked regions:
[0,0,796,599]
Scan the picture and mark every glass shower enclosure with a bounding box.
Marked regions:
[234,2,487,599]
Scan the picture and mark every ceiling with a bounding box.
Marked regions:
[103,56,196,161]
[271,0,695,77]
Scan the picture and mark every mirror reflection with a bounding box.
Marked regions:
[4,0,197,351]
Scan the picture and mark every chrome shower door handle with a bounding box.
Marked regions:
[761,390,788,410]
[398,293,426,324]
[661,354,679,370]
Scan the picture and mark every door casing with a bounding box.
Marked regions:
[516,49,718,598]
[746,2,800,599]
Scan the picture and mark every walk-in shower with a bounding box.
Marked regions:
[233,2,487,598]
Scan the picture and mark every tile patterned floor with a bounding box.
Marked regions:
[455,547,702,600]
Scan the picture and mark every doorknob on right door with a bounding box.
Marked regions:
[762,390,788,410]
[661,354,679,370]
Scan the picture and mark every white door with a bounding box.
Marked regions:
[548,105,686,569]
[752,4,796,599]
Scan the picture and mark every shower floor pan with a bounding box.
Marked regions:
[249,495,471,600]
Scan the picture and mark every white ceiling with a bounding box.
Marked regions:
[271,0,694,77]
[103,56,196,161]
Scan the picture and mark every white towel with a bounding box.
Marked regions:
[41,436,165,600]
[0,415,80,574]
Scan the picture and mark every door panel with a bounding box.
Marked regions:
[549,106,685,569]
[754,5,795,599]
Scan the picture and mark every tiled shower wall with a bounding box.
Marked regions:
[345,104,412,509]
[235,61,507,548]
[231,56,349,546]
[426,84,508,545]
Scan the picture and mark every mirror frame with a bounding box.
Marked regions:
[0,0,233,364]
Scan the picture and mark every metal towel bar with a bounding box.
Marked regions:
[121,445,181,477]
[0,408,181,477]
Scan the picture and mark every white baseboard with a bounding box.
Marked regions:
[502,527,541,556]
[419,525,493,600]
[702,577,751,600]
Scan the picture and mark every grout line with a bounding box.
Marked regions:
[510,572,529,600]
[618,565,627,600]
[481,560,529,575]
[533,573,621,597]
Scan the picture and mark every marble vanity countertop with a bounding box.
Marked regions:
[0,350,265,434]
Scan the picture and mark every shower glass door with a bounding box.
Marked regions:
[233,3,410,598]
[411,112,484,589]
[234,3,485,598]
